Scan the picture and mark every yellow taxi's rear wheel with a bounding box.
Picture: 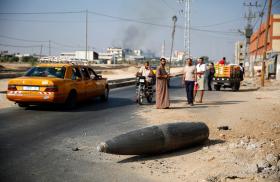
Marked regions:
[65,91,77,109]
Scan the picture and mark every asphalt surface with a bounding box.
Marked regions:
[0,77,219,182]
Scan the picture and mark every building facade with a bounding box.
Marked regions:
[235,41,244,65]
[249,14,280,64]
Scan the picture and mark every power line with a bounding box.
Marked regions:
[0,35,48,43]
[0,43,42,48]
[192,18,242,28]
[0,11,83,15]
[88,10,239,34]
[252,0,268,30]
[160,0,178,13]
[0,10,240,34]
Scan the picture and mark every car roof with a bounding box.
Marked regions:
[37,63,72,67]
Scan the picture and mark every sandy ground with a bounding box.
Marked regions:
[114,78,279,182]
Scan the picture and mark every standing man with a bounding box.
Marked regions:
[194,57,207,103]
[182,58,196,106]
[207,62,215,91]
[239,63,244,81]
[156,58,170,109]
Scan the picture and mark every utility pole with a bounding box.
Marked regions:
[39,44,43,62]
[48,40,51,57]
[252,10,265,78]
[261,0,272,87]
[243,1,260,77]
[85,9,88,62]
[161,40,165,58]
[169,15,177,74]
[187,0,190,57]
[179,0,191,60]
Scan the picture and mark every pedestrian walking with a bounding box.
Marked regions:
[156,58,170,109]
[182,58,196,106]
[208,62,215,91]
[194,57,207,103]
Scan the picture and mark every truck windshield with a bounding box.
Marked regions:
[25,67,66,78]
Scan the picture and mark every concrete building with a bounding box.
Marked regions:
[59,52,75,60]
[174,51,185,61]
[107,47,124,59]
[249,14,280,64]
[40,51,98,63]
[235,41,245,64]
[133,49,142,56]
[75,51,98,61]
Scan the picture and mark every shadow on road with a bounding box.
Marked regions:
[197,100,246,106]
[24,97,135,112]
[169,99,242,108]
[217,87,260,92]
[118,139,225,163]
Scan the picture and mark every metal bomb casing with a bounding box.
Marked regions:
[97,122,209,155]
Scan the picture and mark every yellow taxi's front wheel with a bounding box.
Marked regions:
[101,87,109,102]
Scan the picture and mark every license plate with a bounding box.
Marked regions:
[139,79,145,83]
[23,86,39,91]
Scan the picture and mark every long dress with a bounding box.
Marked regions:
[156,66,170,109]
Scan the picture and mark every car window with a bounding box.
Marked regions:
[25,67,65,78]
[80,67,90,80]
[71,67,82,80]
[87,68,98,79]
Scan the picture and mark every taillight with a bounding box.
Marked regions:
[8,85,17,91]
[44,86,58,92]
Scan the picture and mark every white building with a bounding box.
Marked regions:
[59,52,75,60]
[174,51,185,61]
[133,49,142,56]
[107,47,124,59]
[235,41,244,65]
[75,51,98,61]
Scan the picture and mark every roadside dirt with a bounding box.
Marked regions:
[126,78,280,182]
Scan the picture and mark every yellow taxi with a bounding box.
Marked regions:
[6,63,109,108]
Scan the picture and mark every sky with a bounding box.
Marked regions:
[0,0,279,62]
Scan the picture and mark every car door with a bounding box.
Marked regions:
[80,67,96,98]
[71,66,86,101]
[87,67,103,96]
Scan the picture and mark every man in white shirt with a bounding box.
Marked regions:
[182,58,196,106]
[194,57,207,103]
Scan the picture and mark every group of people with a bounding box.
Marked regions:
[136,57,225,109]
[182,57,213,106]
[136,58,171,109]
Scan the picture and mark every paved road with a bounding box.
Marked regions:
[0,78,220,182]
